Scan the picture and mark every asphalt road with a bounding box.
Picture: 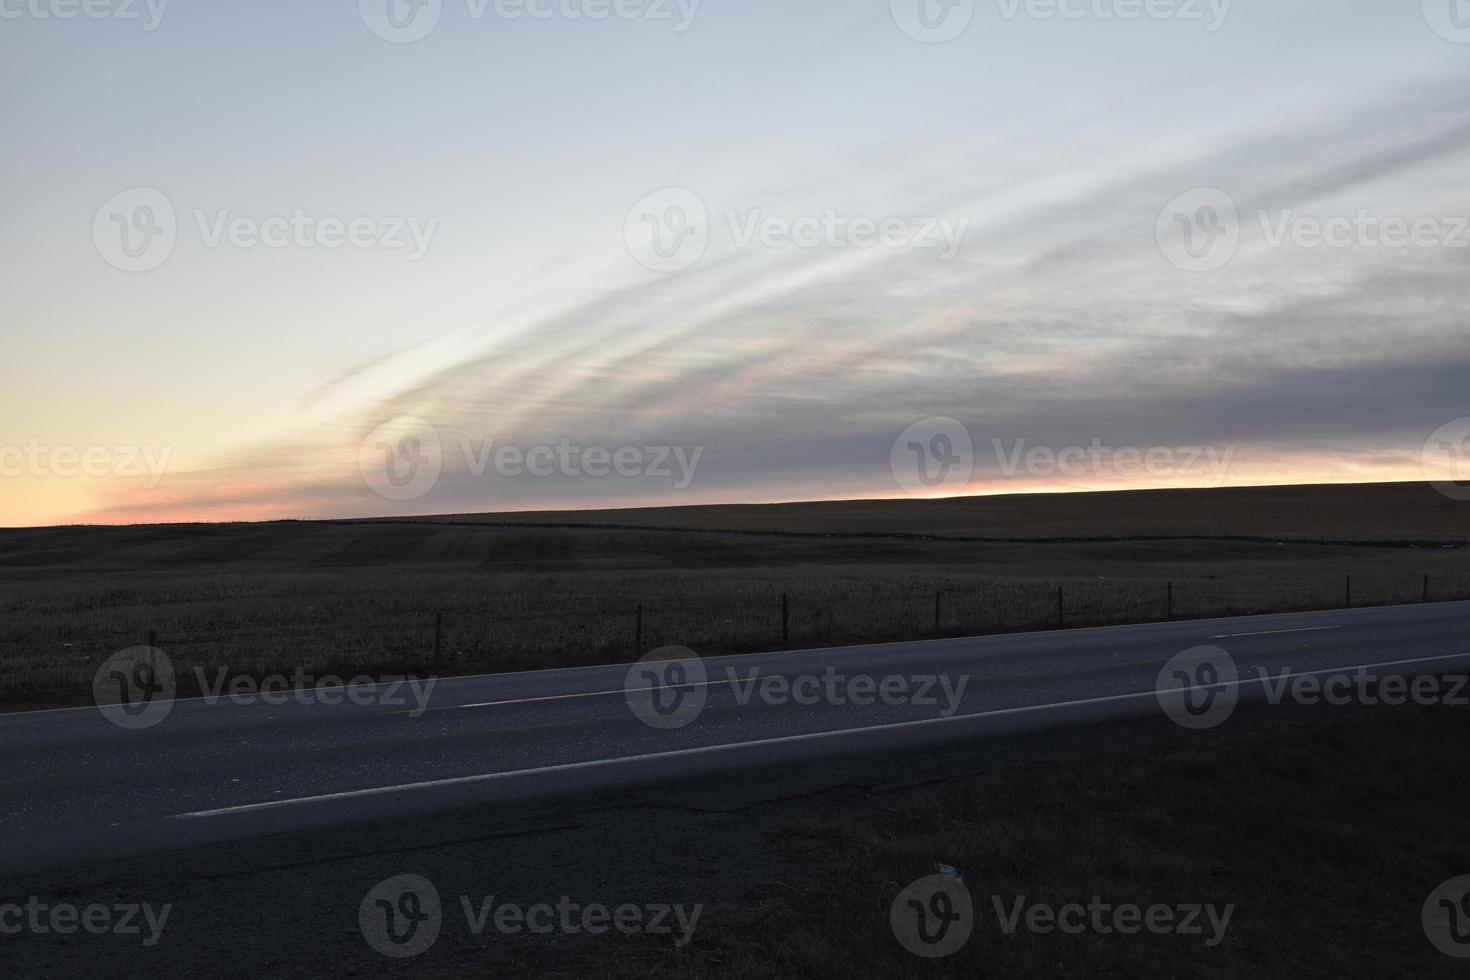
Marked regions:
[5,601,1470,875]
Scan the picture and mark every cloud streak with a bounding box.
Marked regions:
[84,77,1470,524]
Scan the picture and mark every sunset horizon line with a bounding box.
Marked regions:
[6,476,1446,532]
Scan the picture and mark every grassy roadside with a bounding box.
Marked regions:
[6,560,1468,711]
[581,705,1470,979]
[5,496,1469,708]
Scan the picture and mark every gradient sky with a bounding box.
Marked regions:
[3,0,1469,526]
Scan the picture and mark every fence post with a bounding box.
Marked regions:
[1423,573,1431,604]
[1166,581,1173,619]
[635,602,644,654]
[1345,575,1352,609]
[433,612,442,670]
[782,593,789,648]
[1057,586,1065,628]
[934,590,942,634]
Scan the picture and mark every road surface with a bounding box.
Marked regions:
[3,601,1468,874]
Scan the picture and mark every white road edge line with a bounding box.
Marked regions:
[1209,626,1341,639]
[170,650,1470,821]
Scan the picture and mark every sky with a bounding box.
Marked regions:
[3,0,1469,527]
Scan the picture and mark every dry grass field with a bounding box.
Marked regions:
[576,706,1470,979]
[429,481,1470,543]
[2,481,1468,706]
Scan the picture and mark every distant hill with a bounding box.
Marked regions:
[424,482,1469,543]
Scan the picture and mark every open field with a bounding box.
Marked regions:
[3,482,1468,705]
[426,481,1470,543]
[584,705,1470,979]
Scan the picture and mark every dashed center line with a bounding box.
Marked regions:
[1209,626,1341,639]
[396,679,742,715]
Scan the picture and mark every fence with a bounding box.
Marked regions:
[3,570,1467,701]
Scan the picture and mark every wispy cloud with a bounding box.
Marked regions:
[85,77,1470,523]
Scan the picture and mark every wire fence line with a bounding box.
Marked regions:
[2,570,1466,699]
